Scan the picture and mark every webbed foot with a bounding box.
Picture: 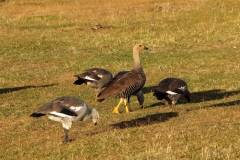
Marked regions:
[112,108,120,114]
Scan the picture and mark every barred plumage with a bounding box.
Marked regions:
[113,71,145,109]
[119,84,137,98]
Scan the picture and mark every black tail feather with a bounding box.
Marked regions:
[30,113,45,117]
[73,79,85,85]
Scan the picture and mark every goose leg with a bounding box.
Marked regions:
[124,98,131,113]
[95,91,99,101]
[160,99,173,112]
[62,122,72,143]
[63,128,71,143]
[171,104,175,112]
[171,101,177,112]
[113,98,124,114]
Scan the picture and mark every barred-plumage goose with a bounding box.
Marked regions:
[73,68,113,100]
[113,71,144,109]
[97,44,148,113]
[30,97,99,143]
[152,78,191,111]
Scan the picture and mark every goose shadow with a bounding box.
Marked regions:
[190,89,240,103]
[148,89,240,108]
[0,83,58,94]
[110,112,178,129]
[205,99,240,108]
[142,85,157,94]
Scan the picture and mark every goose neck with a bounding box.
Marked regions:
[133,50,141,71]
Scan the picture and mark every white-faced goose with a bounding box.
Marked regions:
[113,71,145,109]
[74,68,113,100]
[97,44,149,113]
[30,96,100,143]
[152,78,191,112]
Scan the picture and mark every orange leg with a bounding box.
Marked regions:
[123,99,131,113]
[113,98,124,114]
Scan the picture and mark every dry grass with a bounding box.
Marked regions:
[1,0,240,159]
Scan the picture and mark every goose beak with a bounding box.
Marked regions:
[94,122,98,126]
[144,46,149,50]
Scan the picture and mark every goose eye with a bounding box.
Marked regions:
[139,45,142,47]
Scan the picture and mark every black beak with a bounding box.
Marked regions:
[94,122,97,126]
[144,46,149,50]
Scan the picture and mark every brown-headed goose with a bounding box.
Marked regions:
[74,68,113,100]
[113,71,145,109]
[30,96,100,143]
[97,44,149,113]
[152,78,191,112]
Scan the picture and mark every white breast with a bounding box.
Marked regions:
[48,111,75,123]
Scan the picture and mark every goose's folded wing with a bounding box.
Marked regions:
[97,72,141,99]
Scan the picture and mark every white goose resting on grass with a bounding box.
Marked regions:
[30,96,100,143]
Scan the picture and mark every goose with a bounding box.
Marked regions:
[73,68,113,100]
[113,71,145,109]
[152,78,191,111]
[97,44,149,113]
[30,96,100,143]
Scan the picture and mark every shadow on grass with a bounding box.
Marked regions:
[110,112,178,129]
[206,100,240,108]
[0,83,58,94]
[142,85,156,94]
[190,89,240,103]
[148,89,240,108]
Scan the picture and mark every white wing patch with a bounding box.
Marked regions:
[70,106,83,112]
[166,91,178,95]
[97,74,103,78]
[178,86,186,91]
[50,111,69,117]
[84,76,97,81]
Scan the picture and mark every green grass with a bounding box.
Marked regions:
[0,0,240,159]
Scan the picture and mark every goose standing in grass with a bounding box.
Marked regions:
[113,71,145,109]
[73,68,113,100]
[152,78,191,112]
[97,44,149,113]
[30,96,100,143]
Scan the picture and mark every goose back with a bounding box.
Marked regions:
[30,97,87,118]
[74,68,113,91]
[97,70,145,101]
[153,78,190,102]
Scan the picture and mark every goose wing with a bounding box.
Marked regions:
[155,78,187,94]
[30,97,87,117]
[97,71,144,99]
[58,97,89,122]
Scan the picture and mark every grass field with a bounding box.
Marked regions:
[0,0,240,159]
